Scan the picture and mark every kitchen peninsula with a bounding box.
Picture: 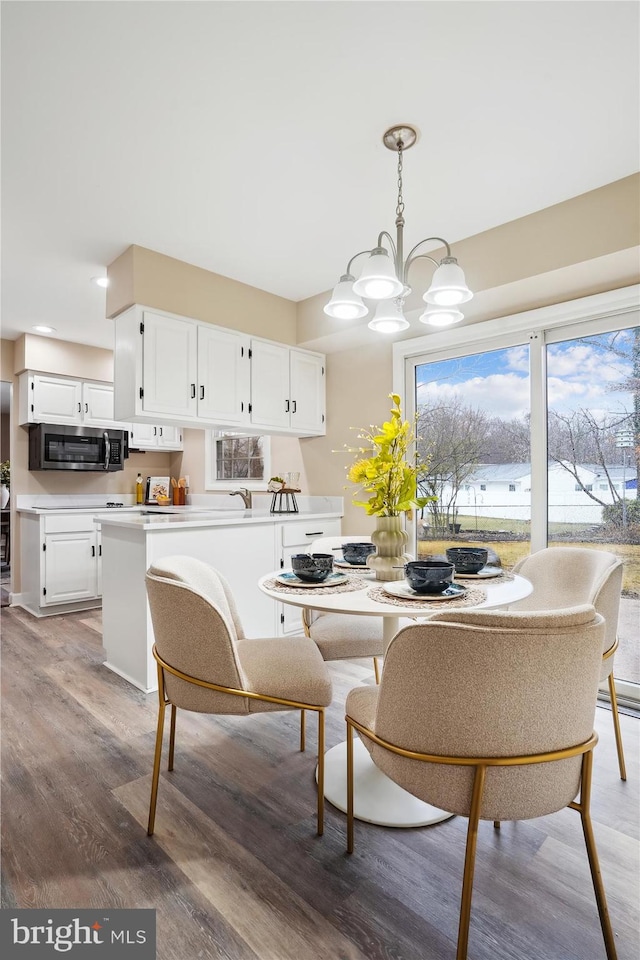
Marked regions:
[97,502,342,692]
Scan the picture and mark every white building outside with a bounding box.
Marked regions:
[439,461,638,526]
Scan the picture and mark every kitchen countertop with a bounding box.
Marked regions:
[17,502,343,530]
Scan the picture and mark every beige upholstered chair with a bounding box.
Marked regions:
[301,536,414,683]
[145,555,333,837]
[509,547,626,780]
[345,606,617,960]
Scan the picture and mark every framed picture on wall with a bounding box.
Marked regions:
[146,476,170,503]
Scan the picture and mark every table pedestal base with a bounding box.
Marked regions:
[320,738,454,828]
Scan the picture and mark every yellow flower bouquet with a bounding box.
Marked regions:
[345,394,434,517]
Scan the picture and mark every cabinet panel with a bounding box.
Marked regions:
[156,425,183,449]
[141,311,198,418]
[32,376,82,425]
[83,382,115,426]
[44,532,98,604]
[198,325,249,424]
[290,350,325,434]
[129,423,183,450]
[250,340,290,429]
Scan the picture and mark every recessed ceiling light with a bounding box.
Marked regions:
[32,325,56,334]
[92,276,109,288]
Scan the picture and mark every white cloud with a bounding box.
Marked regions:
[418,372,530,420]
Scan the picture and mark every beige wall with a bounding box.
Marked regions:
[15,334,114,381]
[107,244,297,344]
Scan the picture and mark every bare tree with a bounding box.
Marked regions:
[547,408,630,505]
[416,399,491,534]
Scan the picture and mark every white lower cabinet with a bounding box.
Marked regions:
[277,518,341,634]
[19,512,104,616]
[44,531,99,603]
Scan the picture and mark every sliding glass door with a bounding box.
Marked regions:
[400,289,639,704]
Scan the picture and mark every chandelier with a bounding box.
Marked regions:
[324,124,473,333]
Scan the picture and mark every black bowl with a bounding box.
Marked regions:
[291,553,334,583]
[341,542,376,565]
[405,560,454,594]
[445,547,488,574]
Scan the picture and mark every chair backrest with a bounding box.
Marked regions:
[511,547,623,656]
[370,605,605,821]
[145,555,249,714]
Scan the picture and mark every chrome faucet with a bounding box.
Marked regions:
[230,488,252,509]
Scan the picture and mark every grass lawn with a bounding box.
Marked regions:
[418,515,640,596]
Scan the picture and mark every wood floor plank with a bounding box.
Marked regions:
[2,604,639,960]
[114,775,370,960]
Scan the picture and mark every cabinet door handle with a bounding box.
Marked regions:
[78,402,81,412]
[159,427,163,436]
[200,386,205,400]
[85,403,89,413]
[292,400,297,413]
[91,545,95,557]
[285,399,290,413]
[305,532,323,537]
[153,426,157,436]
[99,544,102,556]
[191,383,196,398]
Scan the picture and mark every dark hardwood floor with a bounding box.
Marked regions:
[2,604,638,960]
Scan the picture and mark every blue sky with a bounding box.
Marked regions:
[415,330,635,421]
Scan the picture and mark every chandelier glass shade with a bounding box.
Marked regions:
[324,124,472,333]
[367,299,411,334]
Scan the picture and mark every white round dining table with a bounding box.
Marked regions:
[258,569,533,829]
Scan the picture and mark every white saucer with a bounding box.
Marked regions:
[454,567,502,579]
[382,581,467,601]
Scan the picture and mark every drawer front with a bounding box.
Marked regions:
[43,513,98,534]
[281,518,341,548]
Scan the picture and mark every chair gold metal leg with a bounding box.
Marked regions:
[147,665,167,836]
[346,719,355,854]
[373,657,380,685]
[316,709,325,836]
[493,820,500,830]
[577,751,618,960]
[300,708,306,752]
[456,766,486,960]
[607,673,626,781]
[168,704,177,771]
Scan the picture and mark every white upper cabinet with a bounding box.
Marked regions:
[82,381,117,426]
[141,311,198,419]
[249,340,291,430]
[18,373,125,430]
[114,305,325,436]
[249,340,326,434]
[197,324,250,424]
[289,348,325,434]
[128,423,183,451]
[28,375,83,425]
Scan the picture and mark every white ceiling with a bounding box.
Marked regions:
[2,1,639,351]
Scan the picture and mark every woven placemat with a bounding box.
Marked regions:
[454,570,515,585]
[264,575,370,596]
[367,584,487,609]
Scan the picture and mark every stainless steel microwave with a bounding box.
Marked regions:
[28,424,129,472]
